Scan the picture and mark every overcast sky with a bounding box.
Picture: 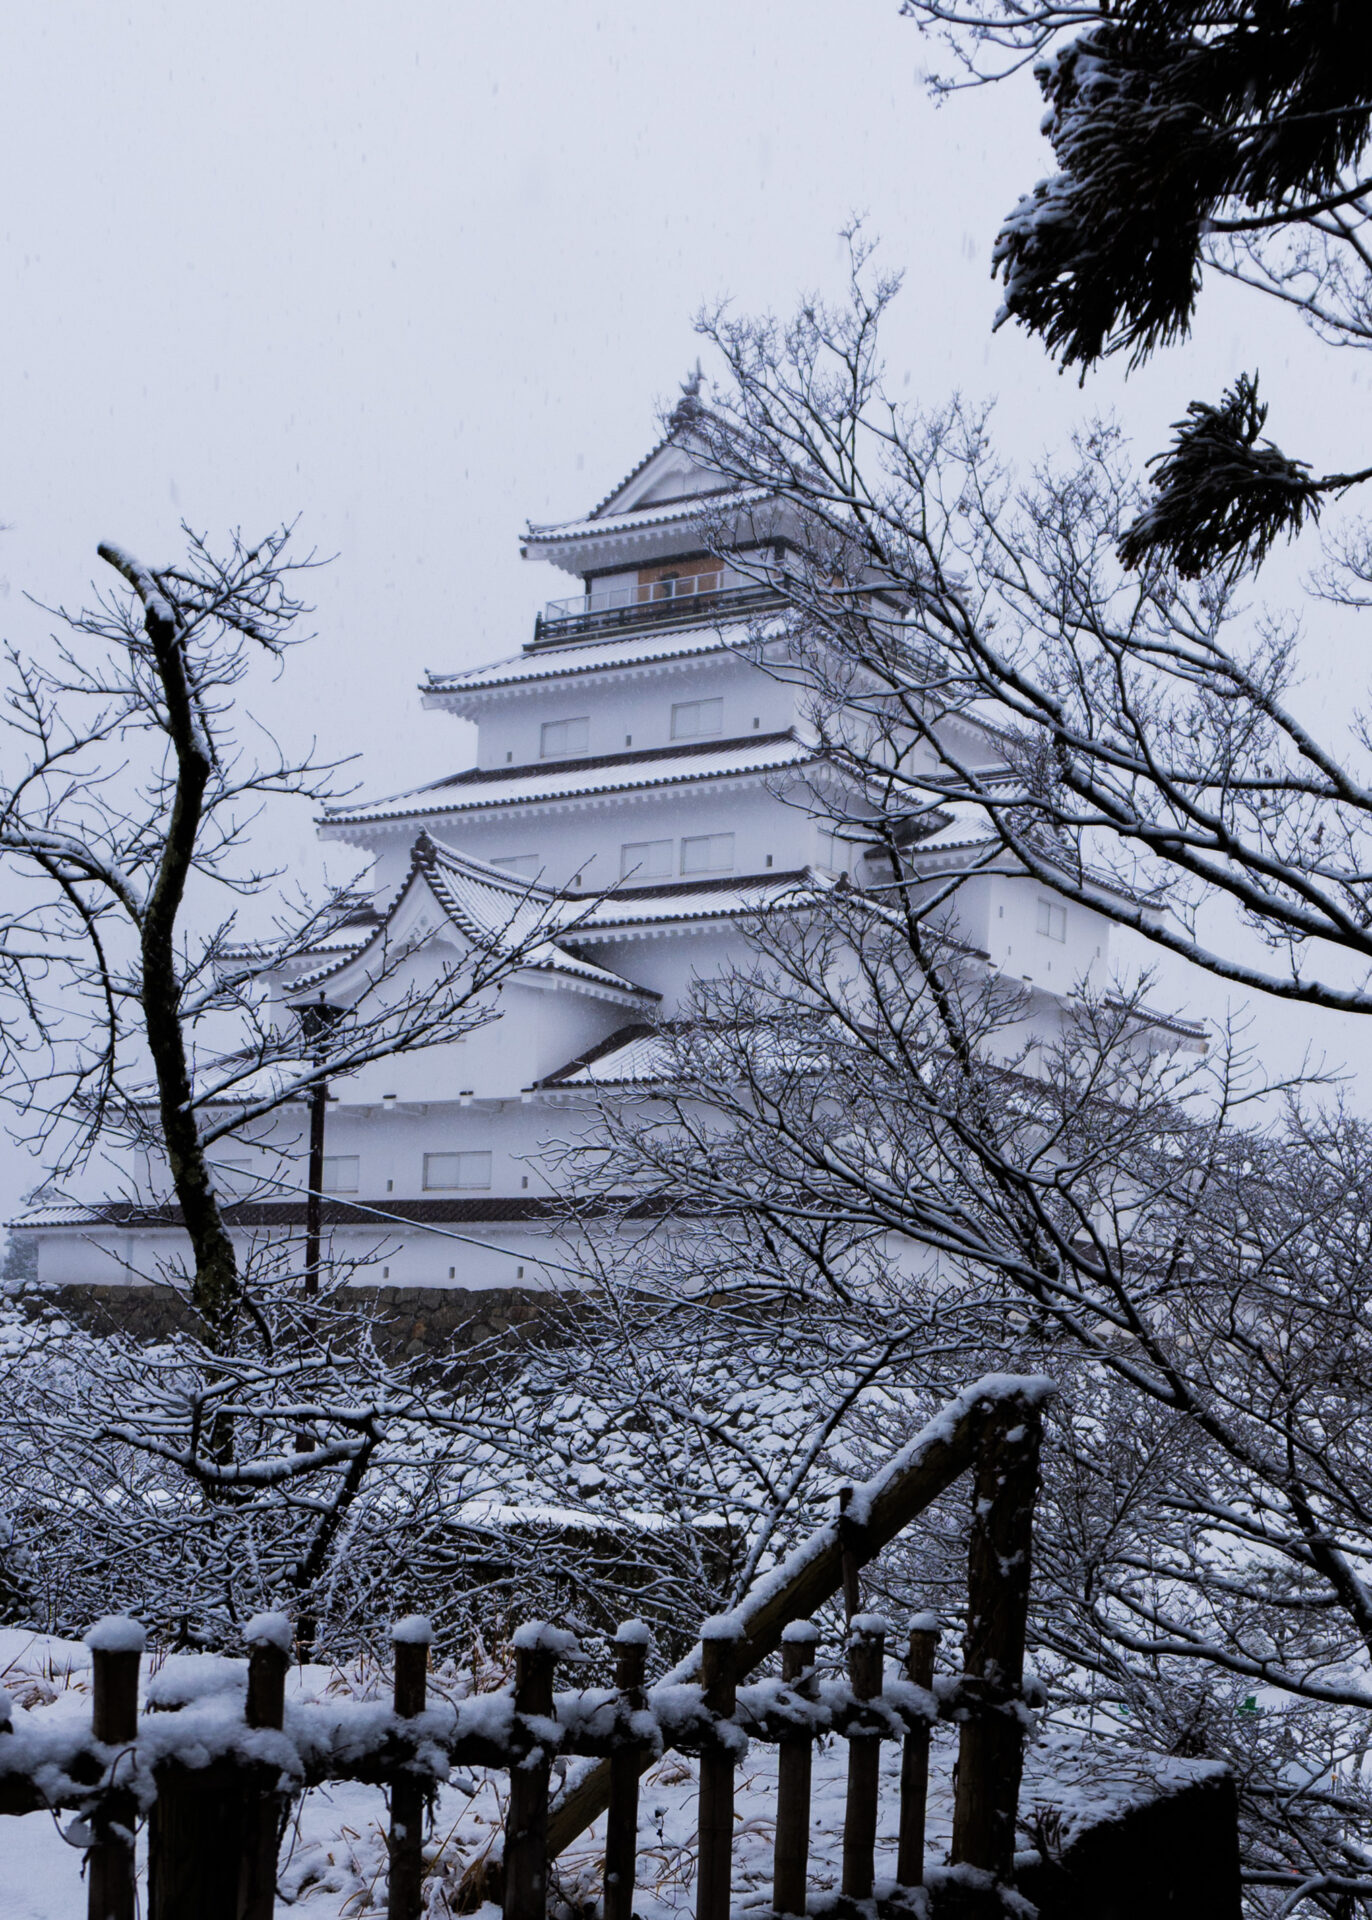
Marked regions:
[4,1,1371,1210]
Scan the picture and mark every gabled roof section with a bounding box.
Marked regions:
[569,385,724,524]
[285,835,657,1008]
[521,389,784,577]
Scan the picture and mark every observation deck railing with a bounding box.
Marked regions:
[534,572,785,646]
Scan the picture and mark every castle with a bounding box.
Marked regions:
[14,397,1191,1300]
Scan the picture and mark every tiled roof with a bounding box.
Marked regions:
[523,486,765,548]
[323,733,816,829]
[424,623,739,699]
[565,868,819,935]
[534,1022,675,1090]
[289,838,656,1005]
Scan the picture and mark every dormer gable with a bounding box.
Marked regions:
[589,426,729,521]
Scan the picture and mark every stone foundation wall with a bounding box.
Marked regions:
[9,1280,559,1361]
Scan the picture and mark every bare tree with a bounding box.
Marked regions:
[567,875,1372,1906]
[0,528,603,1642]
[673,251,1372,1013]
[0,530,555,1345]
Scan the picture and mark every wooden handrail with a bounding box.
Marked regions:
[542,1373,1052,1861]
[1,1372,1059,1920]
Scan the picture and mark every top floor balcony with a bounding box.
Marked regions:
[533,568,786,645]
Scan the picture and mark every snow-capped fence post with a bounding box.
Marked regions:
[239,1612,292,1920]
[897,1615,939,1889]
[841,1616,886,1901]
[503,1625,563,1920]
[603,1621,649,1920]
[86,1616,143,1920]
[950,1398,1044,1901]
[388,1615,433,1920]
[771,1620,819,1918]
[695,1617,742,1920]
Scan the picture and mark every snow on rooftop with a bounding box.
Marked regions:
[423,623,743,701]
[324,734,817,830]
[522,484,768,549]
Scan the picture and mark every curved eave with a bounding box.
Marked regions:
[420,627,759,714]
[320,749,824,845]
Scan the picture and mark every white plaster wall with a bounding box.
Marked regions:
[470,654,799,772]
[985,874,1110,990]
[430,782,814,895]
[32,1220,568,1293]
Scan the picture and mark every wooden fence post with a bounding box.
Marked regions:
[841,1616,885,1902]
[951,1400,1043,1893]
[603,1621,649,1920]
[389,1615,433,1920]
[897,1614,939,1889]
[87,1616,144,1920]
[837,1485,863,1623]
[772,1620,819,1918]
[504,1625,563,1920]
[696,1618,741,1920]
[239,1612,292,1920]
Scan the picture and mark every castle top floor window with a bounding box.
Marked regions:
[541,716,589,759]
[423,1150,492,1191]
[681,832,734,876]
[671,697,723,740]
[1036,899,1067,943]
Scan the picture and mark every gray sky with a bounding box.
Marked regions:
[4,1,1371,1209]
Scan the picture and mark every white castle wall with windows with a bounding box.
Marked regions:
[16,398,1196,1295]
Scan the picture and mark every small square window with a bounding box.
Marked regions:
[621,838,673,880]
[423,1151,492,1191]
[320,1155,360,1194]
[671,698,723,740]
[1036,899,1067,943]
[540,717,589,759]
[681,832,735,876]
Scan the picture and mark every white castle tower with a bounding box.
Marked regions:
[16,394,1191,1298]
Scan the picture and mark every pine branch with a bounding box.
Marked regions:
[1119,374,1322,575]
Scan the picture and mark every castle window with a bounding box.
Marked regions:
[1036,899,1067,943]
[320,1155,360,1194]
[423,1150,492,1191]
[621,839,673,880]
[492,854,540,878]
[681,832,735,876]
[671,698,723,740]
[540,716,589,759]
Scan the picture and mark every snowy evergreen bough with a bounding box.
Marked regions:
[904,0,1372,576]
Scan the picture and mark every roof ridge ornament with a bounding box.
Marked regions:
[668,360,705,433]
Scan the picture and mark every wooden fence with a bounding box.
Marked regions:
[0,1373,1052,1920]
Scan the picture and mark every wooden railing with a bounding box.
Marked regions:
[0,1374,1052,1920]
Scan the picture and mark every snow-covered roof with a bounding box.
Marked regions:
[423,623,739,704]
[289,837,658,1008]
[322,733,818,833]
[534,1022,675,1090]
[523,487,768,552]
[563,868,821,938]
